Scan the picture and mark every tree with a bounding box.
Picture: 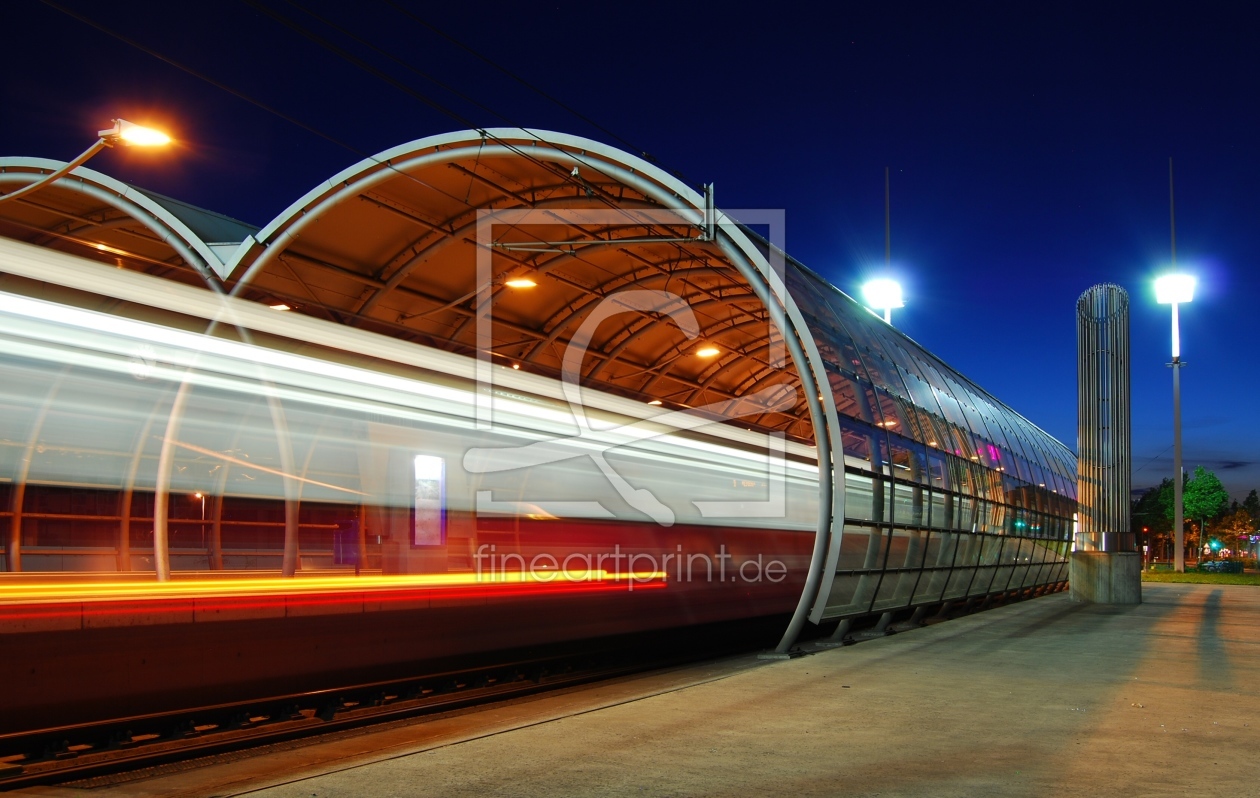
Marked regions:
[1244,489,1260,523]
[1184,466,1230,554]
[1133,479,1174,559]
[1214,508,1256,555]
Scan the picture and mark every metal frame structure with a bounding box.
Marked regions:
[0,130,1078,651]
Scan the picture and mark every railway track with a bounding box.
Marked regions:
[0,589,1059,791]
[0,618,788,791]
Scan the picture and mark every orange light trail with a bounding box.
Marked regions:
[0,570,669,609]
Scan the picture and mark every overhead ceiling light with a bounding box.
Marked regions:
[269,303,291,311]
[504,275,538,289]
[512,364,521,370]
[647,399,663,406]
[696,345,721,358]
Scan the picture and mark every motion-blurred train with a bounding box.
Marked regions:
[0,130,1076,732]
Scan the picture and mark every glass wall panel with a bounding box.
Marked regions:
[1007,566,1032,590]
[928,490,948,529]
[918,530,956,598]
[836,524,885,571]
[889,435,928,485]
[943,567,976,599]
[892,481,918,524]
[823,571,882,617]
[927,453,949,490]
[844,472,876,521]
[873,568,916,611]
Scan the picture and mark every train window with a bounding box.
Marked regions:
[413,454,446,547]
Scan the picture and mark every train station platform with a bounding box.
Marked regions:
[20,582,1258,797]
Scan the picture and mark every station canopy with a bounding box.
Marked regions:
[0,129,1079,494]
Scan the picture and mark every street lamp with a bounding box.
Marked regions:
[862,278,904,324]
[0,118,171,206]
[1156,272,1194,572]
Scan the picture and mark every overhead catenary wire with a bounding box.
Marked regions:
[36,0,783,407]
[376,0,655,164]
[242,0,696,248]
[38,0,716,313]
[39,0,698,260]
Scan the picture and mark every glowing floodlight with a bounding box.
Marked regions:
[862,278,904,324]
[1154,273,1195,305]
[99,119,172,147]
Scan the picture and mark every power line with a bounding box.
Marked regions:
[241,0,652,215]
[377,0,655,163]
[40,0,709,295]
[239,0,702,249]
[41,1,368,162]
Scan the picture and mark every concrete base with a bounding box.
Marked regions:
[1070,550,1141,604]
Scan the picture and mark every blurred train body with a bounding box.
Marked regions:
[0,242,818,731]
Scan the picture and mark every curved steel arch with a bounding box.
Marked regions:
[226,128,844,654]
[0,158,225,282]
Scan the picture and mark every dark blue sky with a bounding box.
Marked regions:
[3,1,1257,498]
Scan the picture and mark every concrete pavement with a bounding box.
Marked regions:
[27,582,1260,797]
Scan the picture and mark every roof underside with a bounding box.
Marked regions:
[0,160,257,288]
[227,140,811,440]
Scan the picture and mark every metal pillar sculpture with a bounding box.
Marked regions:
[1073,284,1140,602]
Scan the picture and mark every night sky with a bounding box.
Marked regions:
[3,2,1257,499]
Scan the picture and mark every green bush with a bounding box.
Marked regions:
[1198,559,1245,574]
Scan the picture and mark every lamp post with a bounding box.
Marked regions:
[0,119,171,205]
[861,169,906,325]
[862,278,904,325]
[1156,272,1194,572]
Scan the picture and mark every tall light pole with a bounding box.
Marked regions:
[1156,159,1195,573]
[0,119,171,205]
[862,168,905,325]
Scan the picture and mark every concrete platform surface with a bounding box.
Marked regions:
[20,582,1260,797]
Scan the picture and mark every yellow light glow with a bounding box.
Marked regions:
[0,570,668,605]
[647,399,663,406]
[512,363,521,370]
[696,346,721,358]
[269,303,291,311]
[105,119,171,147]
[120,127,170,146]
[504,277,537,289]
